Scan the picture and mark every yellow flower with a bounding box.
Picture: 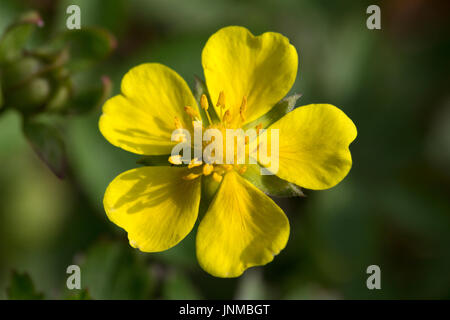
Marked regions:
[99,26,357,278]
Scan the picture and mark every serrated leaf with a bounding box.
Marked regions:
[80,240,152,300]
[66,76,112,114]
[242,164,304,197]
[6,271,44,300]
[243,93,301,130]
[48,28,116,71]
[0,11,43,64]
[23,120,67,178]
[193,75,220,124]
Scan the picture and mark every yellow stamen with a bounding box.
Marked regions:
[173,133,186,142]
[184,106,199,118]
[223,109,231,124]
[174,116,182,129]
[216,91,225,108]
[256,123,263,134]
[183,172,202,180]
[223,164,233,171]
[168,155,182,165]
[188,157,202,169]
[203,163,214,176]
[200,94,209,110]
[212,172,223,183]
[238,165,248,175]
[192,120,203,129]
[239,96,247,122]
[201,94,213,125]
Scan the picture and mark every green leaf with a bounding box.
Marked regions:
[65,76,111,114]
[242,164,304,197]
[6,271,44,300]
[243,94,301,130]
[48,28,116,71]
[80,240,152,299]
[137,154,171,166]
[0,11,43,64]
[0,75,3,109]
[22,120,67,178]
[162,270,202,299]
[193,75,220,124]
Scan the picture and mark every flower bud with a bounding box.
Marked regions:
[1,56,42,87]
[6,77,51,113]
[46,83,71,112]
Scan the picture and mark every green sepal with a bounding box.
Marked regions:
[64,76,111,114]
[242,164,305,197]
[47,27,116,71]
[137,154,172,166]
[6,271,44,300]
[0,11,43,64]
[193,75,220,124]
[243,93,301,130]
[22,119,67,178]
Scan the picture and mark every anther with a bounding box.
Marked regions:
[216,91,225,108]
[238,165,248,175]
[174,116,182,129]
[223,164,233,171]
[239,96,247,122]
[200,94,209,110]
[212,172,223,183]
[173,132,187,142]
[201,94,213,124]
[168,155,182,165]
[184,106,199,118]
[223,110,232,123]
[256,123,263,134]
[183,172,202,180]
[188,158,202,169]
[203,163,214,176]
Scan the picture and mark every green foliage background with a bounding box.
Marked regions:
[0,0,449,299]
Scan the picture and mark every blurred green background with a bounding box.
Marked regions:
[1,0,450,299]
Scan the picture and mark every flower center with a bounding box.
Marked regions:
[168,91,263,182]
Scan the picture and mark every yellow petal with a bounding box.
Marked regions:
[202,26,298,126]
[99,63,197,155]
[267,104,357,190]
[196,171,289,277]
[104,166,201,252]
